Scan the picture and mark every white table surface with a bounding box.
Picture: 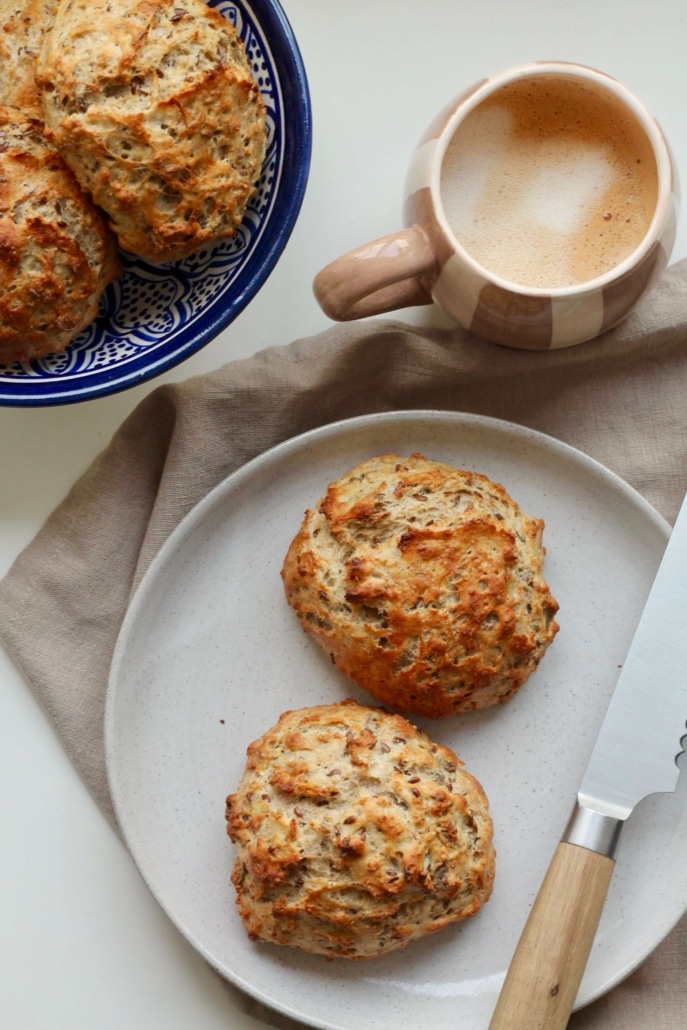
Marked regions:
[2,2,687,1027]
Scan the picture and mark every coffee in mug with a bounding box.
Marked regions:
[313,62,679,350]
[440,74,658,290]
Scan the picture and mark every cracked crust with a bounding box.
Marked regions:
[226,699,495,959]
[36,0,267,263]
[281,453,560,718]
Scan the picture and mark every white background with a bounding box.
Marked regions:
[2,1,687,1027]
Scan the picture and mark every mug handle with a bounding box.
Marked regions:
[313,226,438,320]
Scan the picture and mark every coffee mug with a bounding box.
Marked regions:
[313,61,679,350]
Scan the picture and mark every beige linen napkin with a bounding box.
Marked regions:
[3,260,687,1027]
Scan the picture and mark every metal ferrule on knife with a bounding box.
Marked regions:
[563,802,624,859]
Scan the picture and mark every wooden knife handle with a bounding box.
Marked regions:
[488,841,615,1030]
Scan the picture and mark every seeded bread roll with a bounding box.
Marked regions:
[0,0,57,116]
[0,108,122,364]
[36,0,267,263]
[281,453,559,718]
[226,699,495,959]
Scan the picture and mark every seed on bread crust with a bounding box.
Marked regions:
[281,453,560,718]
[226,699,495,959]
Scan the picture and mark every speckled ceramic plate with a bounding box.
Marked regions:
[106,411,687,1030]
[0,0,311,407]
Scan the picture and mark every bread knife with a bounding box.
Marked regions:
[488,491,687,1030]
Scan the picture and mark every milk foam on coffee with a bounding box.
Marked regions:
[440,75,658,289]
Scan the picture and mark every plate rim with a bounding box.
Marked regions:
[105,409,676,1028]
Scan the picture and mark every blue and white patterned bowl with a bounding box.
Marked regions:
[0,0,311,407]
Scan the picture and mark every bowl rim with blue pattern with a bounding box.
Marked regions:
[0,0,311,408]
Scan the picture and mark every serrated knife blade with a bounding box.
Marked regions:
[489,491,687,1030]
[577,496,687,819]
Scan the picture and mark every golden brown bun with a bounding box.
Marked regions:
[0,108,122,364]
[282,453,560,718]
[0,0,58,115]
[36,0,267,263]
[226,699,495,959]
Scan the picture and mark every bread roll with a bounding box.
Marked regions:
[0,108,121,364]
[226,699,495,959]
[36,0,267,263]
[282,453,559,717]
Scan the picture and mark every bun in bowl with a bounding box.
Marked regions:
[0,108,121,364]
[225,699,495,959]
[36,0,267,263]
[281,453,559,717]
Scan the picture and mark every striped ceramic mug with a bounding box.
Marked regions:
[313,61,679,350]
